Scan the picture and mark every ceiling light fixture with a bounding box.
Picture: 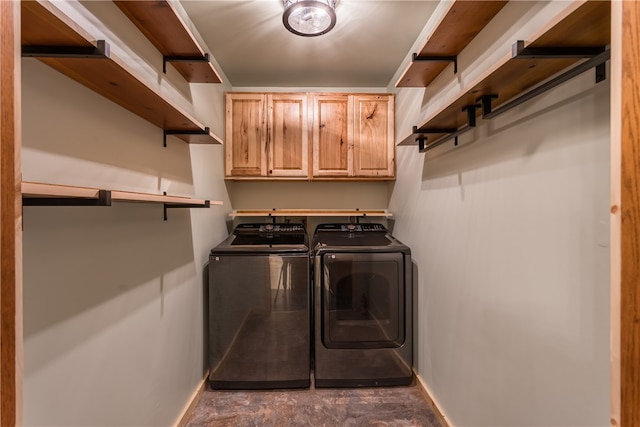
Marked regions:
[282,0,337,37]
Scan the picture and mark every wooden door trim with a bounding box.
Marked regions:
[0,1,22,425]
[615,1,640,426]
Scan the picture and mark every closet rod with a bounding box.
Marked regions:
[421,47,610,154]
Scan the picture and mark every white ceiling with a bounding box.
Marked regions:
[180,0,439,87]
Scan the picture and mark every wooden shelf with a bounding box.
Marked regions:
[21,0,223,145]
[398,0,610,148]
[395,1,508,88]
[111,190,220,207]
[230,209,393,218]
[22,182,104,201]
[22,181,221,208]
[114,1,222,84]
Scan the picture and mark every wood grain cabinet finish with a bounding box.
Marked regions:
[353,95,395,178]
[226,92,394,180]
[268,94,309,177]
[312,94,354,177]
[225,93,308,178]
[312,93,395,179]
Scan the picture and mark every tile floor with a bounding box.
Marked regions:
[185,378,444,427]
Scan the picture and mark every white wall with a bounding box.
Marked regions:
[21,1,231,426]
[389,2,610,426]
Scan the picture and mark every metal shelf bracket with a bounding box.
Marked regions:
[22,39,110,59]
[163,53,210,74]
[412,53,458,73]
[512,40,607,59]
[412,125,457,153]
[163,127,210,147]
[164,199,210,221]
[22,189,112,207]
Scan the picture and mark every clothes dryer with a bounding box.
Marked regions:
[313,223,413,387]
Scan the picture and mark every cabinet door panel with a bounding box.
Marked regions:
[268,94,308,177]
[353,95,395,177]
[225,93,266,177]
[313,94,353,177]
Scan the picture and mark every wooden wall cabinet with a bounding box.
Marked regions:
[225,93,309,178]
[312,94,395,179]
[226,92,395,180]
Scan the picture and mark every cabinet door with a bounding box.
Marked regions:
[267,94,309,177]
[225,93,267,177]
[312,94,353,177]
[353,95,395,178]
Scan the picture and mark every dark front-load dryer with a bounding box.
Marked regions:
[313,223,412,387]
[208,223,310,389]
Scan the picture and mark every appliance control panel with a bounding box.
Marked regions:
[316,223,387,232]
[234,223,306,234]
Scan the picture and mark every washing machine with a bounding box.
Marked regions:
[208,222,310,389]
[313,223,413,387]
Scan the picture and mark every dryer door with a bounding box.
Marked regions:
[321,252,405,349]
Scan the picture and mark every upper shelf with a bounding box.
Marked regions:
[21,0,222,145]
[113,1,222,84]
[395,1,508,88]
[398,0,610,148]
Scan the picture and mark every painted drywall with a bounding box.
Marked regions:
[388,2,610,426]
[21,1,232,426]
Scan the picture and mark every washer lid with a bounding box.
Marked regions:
[314,223,394,247]
[211,222,310,254]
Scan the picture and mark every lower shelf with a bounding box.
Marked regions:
[230,209,392,218]
[22,181,222,211]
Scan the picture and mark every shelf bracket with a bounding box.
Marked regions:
[163,53,210,74]
[412,125,458,153]
[164,199,210,221]
[412,53,458,74]
[163,127,210,147]
[511,40,607,59]
[413,126,458,153]
[22,189,112,207]
[22,39,110,59]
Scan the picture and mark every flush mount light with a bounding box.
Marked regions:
[283,0,337,37]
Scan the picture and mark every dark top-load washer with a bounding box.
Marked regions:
[313,223,413,387]
[208,223,310,389]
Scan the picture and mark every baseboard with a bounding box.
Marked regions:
[413,371,451,427]
[175,376,207,427]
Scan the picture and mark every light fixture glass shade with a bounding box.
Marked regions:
[283,0,337,37]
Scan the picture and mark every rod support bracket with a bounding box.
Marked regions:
[476,94,499,118]
[461,104,481,128]
[416,136,428,153]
